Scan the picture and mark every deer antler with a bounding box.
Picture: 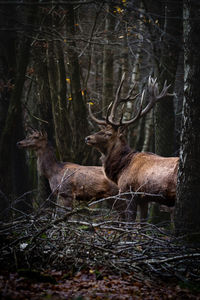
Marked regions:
[88,75,173,128]
[88,73,137,127]
[88,103,107,126]
[108,73,139,124]
[108,72,126,123]
[135,76,172,118]
[107,76,172,127]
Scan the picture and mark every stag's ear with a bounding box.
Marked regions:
[119,126,127,134]
[118,126,128,139]
[118,128,123,139]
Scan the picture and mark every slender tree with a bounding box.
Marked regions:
[33,37,54,204]
[65,4,91,164]
[143,0,182,223]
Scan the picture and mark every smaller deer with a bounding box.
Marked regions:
[85,75,179,222]
[17,130,118,209]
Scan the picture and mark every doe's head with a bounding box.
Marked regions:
[17,130,48,151]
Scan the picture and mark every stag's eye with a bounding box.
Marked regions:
[98,131,105,136]
[106,132,112,136]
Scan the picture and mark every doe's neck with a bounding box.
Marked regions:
[36,143,58,179]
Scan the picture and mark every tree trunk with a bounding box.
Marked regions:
[47,40,72,162]
[33,41,54,205]
[0,4,17,218]
[145,0,182,224]
[174,0,200,240]
[65,4,91,164]
[0,3,37,217]
[154,0,182,157]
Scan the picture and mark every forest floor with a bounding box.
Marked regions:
[0,268,200,300]
[1,208,200,299]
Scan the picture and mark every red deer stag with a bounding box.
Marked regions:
[85,75,179,222]
[17,130,118,209]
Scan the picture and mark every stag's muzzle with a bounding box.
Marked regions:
[85,136,95,146]
[85,136,90,144]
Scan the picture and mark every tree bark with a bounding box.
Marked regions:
[0,4,17,218]
[65,4,91,164]
[174,0,200,239]
[47,40,72,162]
[144,0,182,224]
[33,40,54,205]
[0,3,38,217]
[154,0,182,157]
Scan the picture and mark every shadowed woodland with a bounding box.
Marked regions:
[0,0,200,299]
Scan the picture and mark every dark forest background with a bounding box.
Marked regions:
[0,0,200,239]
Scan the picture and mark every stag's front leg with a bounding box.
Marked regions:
[116,189,138,222]
[109,194,128,221]
[120,190,137,222]
[125,193,138,222]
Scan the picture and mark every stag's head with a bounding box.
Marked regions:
[85,74,172,155]
[85,124,122,154]
[17,130,48,151]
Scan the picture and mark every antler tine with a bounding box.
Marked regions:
[120,75,173,127]
[156,80,172,99]
[122,89,146,126]
[108,74,145,127]
[108,72,126,123]
[139,76,172,117]
[108,73,139,127]
[148,76,172,101]
[119,103,126,125]
[119,83,140,105]
[88,103,107,126]
[106,101,114,124]
[121,82,136,101]
[148,76,157,95]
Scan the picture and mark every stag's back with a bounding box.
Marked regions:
[118,152,179,205]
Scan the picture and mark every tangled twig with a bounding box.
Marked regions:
[0,204,199,284]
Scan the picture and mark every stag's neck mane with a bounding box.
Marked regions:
[36,143,62,179]
[102,140,137,184]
